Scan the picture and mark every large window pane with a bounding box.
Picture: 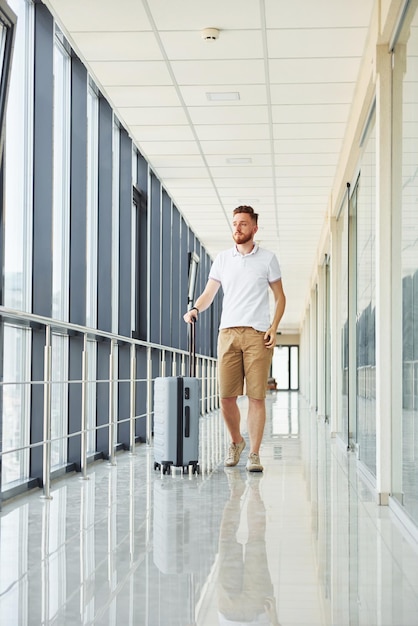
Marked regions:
[51,334,68,468]
[112,119,120,335]
[51,31,71,467]
[338,199,349,444]
[52,33,70,321]
[86,83,98,329]
[1,325,31,486]
[4,0,33,311]
[2,0,33,489]
[398,7,418,525]
[356,121,376,477]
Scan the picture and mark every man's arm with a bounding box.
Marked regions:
[264,279,286,348]
[183,278,220,323]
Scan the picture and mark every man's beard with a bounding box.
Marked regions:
[233,232,253,245]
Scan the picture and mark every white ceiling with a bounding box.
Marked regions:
[45,0,375,334]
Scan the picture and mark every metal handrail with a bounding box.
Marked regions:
[0,305,219,499]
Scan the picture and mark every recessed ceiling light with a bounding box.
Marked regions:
[206,92,240,101]
[226,157,252,164]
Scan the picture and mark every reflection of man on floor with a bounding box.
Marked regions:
[217,471,281,626]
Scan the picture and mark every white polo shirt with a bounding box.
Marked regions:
[209,244,282,332]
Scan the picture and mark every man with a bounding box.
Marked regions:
[183,206,286,472]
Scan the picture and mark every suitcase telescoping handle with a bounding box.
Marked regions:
[189,318,196,377]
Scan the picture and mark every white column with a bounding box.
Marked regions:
[316,265,325,418]
[309,288,317,410]
[375,44,393,504]
[329,217,340,435]
[390,43,406,500]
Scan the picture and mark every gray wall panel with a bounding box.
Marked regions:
[32,3,53,317]
[149,174,161,344]
[118,127,132,338]
[161,190,172,347]
[97,98,112,333]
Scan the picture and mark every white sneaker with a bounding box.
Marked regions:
[224,439,246,467]
[246,452,264,472]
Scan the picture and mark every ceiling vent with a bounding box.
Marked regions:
[201,27,220,41]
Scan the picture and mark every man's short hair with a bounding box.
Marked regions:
[233,205,259,224]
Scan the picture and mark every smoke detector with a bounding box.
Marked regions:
[201,27,220,41]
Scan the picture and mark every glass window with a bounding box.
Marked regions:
[86,83,99,329]
[290,346,299,391]
[1,326,31,485]
[0,0,17,155]
[4,0,33,311]
[394,5,418,525]
[85,83,99,456]
[356,120,376,476]
[51,334,68,468]
[86,340,97,455]
[338,195,349,444]
[112,118,120,335]
[1,0,33,489]
[51,31,71,468]
[52,33,70,322]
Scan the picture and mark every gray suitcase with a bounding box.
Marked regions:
[153,322,200,474]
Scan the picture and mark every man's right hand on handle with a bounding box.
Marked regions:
[183,308,198,324]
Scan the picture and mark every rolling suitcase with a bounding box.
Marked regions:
[153,321,200,475]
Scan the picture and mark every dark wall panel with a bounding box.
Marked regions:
[118,127,132,338]
[171,207,181,348]
[161,190,172,347]
[30,4,54,480]
[149,174,161,344]
[32,3,53,317]
[97,98,112,333]
[180,218,188,351]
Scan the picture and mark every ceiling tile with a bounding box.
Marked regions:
[89,61,172,86]
[71,31,162,61]
[172,60,266,85]
[267,28,368,58]
[269,58,362,84]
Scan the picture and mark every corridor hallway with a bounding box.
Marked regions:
[1,393,418,626]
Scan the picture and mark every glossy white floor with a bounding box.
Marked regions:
[1,393,418,626]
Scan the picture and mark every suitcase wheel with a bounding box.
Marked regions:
[162,463,172,475]
[190,462,200,475]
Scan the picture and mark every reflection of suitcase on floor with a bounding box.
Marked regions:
[153,322,200,475]
[153,480,200,574]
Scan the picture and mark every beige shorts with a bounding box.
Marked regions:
[217,327,273,400]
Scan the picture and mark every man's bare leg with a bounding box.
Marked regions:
[220,396,243,443]
[247,397,266,454]
[221,396,246,466]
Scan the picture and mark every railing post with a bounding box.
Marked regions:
[108,339,117,466]
[41,325,53,500]
[161,349,166,378]
[80,334,89,479]
[129,343,136,454]
[146,346,152,445]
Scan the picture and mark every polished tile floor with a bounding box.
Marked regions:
[1,393,418,625]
